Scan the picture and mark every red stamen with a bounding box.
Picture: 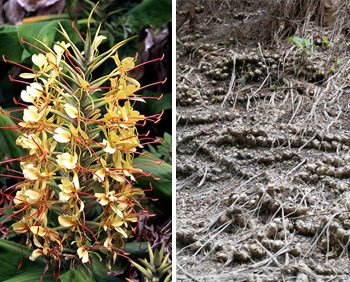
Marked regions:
[139,131,150,138]
[75,137,100,163]
[0,125,22,134]
[21,37,47,54]
[128,54,164,72]
[0,173,25,179]
[80,222,98,242]
[1,205,30,228]
[56,72,75,93]
[142,110,163,124]
[17,256,23,270]
[13,97,29,108]
[127,93,164,101]
[138,77,167,92]
[5,165,23,175]
[65,51,83,75]
[133,152,163,165]
[72,21,85,43]
[86,86,112,91]
[7,108,26,113]
[139,138,162,147]
[8,75,32,85]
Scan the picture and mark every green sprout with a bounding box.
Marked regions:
[322,36,333,48]
[128,242,172,282]
[288,36,315,55]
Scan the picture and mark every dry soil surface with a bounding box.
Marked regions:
[176,1,350,281]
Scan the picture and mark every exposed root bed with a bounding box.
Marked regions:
[176,0,350,281]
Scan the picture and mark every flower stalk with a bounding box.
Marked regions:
[0,7,163,272]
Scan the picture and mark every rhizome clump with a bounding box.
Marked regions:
[176,0,350,281]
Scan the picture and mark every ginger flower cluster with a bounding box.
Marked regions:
[3,14,161,267]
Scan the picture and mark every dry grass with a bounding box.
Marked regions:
[177,0,350,45]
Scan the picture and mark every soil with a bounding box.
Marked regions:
[176,1,350,281]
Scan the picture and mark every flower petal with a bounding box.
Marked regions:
[30,226,46,237]
[23,106,43,123]
[58,215,75,227]
[56,153,78,170]
[77,247,89,263]
[29,249,43,261]
[53,127,71,143]
[64,103,79,119]
[102,139,116,154]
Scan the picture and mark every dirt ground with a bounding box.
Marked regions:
[176,0,350,281]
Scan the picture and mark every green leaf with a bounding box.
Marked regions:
[0,239,25,256]
[0,25,24,62]
[89,255,124,282]
[126,0,172,30]
[17,19,79,55]
[134,153,172,215]
[0,109,26,170]
[146,133,172,163]
[142,91,172,115]
[60,268,94,282]
[89,257,112,282]
[0,239,54,281]
[0,19,80,63]
[147,144,162,159]
[3,272,46,282]
[156,132,172,163]
[288,36,314,54]
[135,92,171,139]
[88,243,147,282]
[125,242,148,258]
[21,49,32,62]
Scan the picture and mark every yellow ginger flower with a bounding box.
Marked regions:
[29,249,43,261]
[13,189,41,205]
[113,77,142,101]
[104,212,136,238]
[4,7,163,271]
[52,41,70,65]
[94,193,109,206]
[58,215,77,227]
[23,190,41,204]
[23,106,43,123]
[95,191,118,206]
[32,53,48,70]
[53,127,71,143]
[64,103,79,119]
[58,178,76,192]
[93,168,107,182]
[102,138,116,154]
[30,226,46,237]
[77,247,89,264]
[12,221,28,233]
[16,133,42,155]
[109,129,141,152]
[118,101,145,127]
[56,152,78,170]
[12,207,47,232]
[21,82,43,103]
[58,179,76,201]
[21,162,41,180]
[103,236,113,248]
[13,191,27,205]
[20,53,50,79]
[113,53,135,74]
